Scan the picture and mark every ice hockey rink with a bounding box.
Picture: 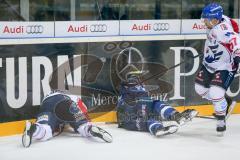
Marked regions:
[1,115,240,160]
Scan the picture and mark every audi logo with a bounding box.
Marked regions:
[90,24,107,32]
[26,25,44,34]
[153,23,170,31]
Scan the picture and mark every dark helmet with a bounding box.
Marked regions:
[125,70,144,86]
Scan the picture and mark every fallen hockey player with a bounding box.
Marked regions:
[22,90,113,148]
[117,71,199,137]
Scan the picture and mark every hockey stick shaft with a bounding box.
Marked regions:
[140,53,203,84]
[196,115,215,119]
[196,101,236,120]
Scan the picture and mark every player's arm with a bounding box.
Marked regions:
[227,32,240,63]
[229,35,240,64]
[213,24,240,63]
[229,18,239,34]
[222,15,239,33]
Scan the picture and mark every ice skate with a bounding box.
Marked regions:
[216,119,226,137]
[22,121,37,148]
[215,115,226,137]
[171,109,198,125]
[89,126,113,143]
[154,125,178,137]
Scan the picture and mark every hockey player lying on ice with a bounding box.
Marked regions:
[117,71,199,137]
[22,90,113,148]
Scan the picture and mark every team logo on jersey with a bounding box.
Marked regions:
[225,32,234,37]
[141,104,147,116]
[69,102,82,114]
[205,45,223,63]
[220,24,228,31]
[37,115,49,122]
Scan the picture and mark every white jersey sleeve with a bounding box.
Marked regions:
[212,21,240,53]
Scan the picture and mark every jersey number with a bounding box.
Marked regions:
[229,37,237,50]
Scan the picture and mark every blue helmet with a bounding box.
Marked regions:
[201,3,223,21]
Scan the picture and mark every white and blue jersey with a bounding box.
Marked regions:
[203,15,240,73]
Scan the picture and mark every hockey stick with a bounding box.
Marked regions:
[196,115,215,120]
[196,101,236,120]
[140,53,203,84]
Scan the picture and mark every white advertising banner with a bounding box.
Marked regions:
[120,20,181,35]
[55,21,119,37]
[0,22,54,38]
[182,19,240,34]
[181,19,207,34]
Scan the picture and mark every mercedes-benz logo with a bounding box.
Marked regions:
[115,47,145,82]
[26,25,44,34]
[90,24,107,32]
[153,23,170,31]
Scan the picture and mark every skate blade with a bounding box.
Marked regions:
[217,131,225,137]
[102,133,113,143]
[226,101,236,120]
[185,110,199,122]
[91,126,113,143]
[22,121,31,148]
[190,110,199,119]
[155,126,178,137]
[179,111,199,126]
[162,121,179,127]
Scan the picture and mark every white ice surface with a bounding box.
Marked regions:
[1,115,240,160]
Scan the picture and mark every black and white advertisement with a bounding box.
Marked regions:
[0,40,240,123]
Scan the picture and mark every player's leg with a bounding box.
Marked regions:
[170,109,199,125]
[195,83,211,100]
[117,114,178,137]
[116,99,178,136]
[209,86,227,135]
[147,119,178,136]
[22,95,65,148]
[209,70,236,135]
[152,100,176,120]
[70,120,112,143]
[194,65,214,100]
[152,100,198,125]
[22,112,61,148]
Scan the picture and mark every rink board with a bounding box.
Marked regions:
[1,31,240,138]
[1,104,240,137]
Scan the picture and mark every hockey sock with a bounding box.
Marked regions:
[77,122,92,137]
[32,123,53,141]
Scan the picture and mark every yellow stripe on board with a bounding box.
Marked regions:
[0,104,240,137]
[0,119,35,137]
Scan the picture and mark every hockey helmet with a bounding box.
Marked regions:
[201,3,223,21]
[125,70,144,86]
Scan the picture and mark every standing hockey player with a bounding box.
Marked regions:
[195,3,240,135]
[22,90,112,148]
[117,71,198,137]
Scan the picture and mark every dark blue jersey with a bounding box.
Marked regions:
[117,83,176,132]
